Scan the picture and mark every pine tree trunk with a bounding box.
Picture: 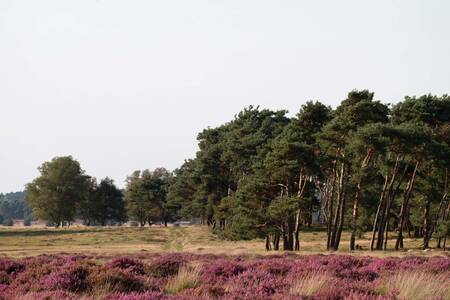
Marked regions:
[332,162,346,251]
[265,235,271,251]
[395,161,419,250]
[350,149,374,251]
[273,234,280,250]
[326,169,337,250]
[376,156,402,250]
[371,175,389,251]
[350,181,361,251]
[294,209,301,251]
[383,164,408,250]
[423,199,432,249]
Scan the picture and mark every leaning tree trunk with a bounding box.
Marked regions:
[383,164,409,250]
[350,149,374,251]
[395,161,419,250]
[371,175,389,251]
[376,156,402,250]
[371,155,401,251]
[436,169,448,248]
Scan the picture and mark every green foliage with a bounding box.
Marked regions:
[25,156,91,226]
[79,177,126,226]
[2,218,14,226]
[124,168,171,226]
[0,192,29,221]
[166,91,450,252]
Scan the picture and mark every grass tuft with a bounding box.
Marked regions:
[383,271,450,300]
[289,272,332,297]
[165,262,201,294]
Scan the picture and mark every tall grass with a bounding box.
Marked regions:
[165,262,201,294]
[383,271,450,300]
[289,272,332,297]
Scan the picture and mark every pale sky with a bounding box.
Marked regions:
[1,1,449,192]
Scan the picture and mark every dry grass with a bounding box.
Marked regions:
[383,271,450,300]
[0,225,446,257]
[289,272,332,297]
[165,262,202,294]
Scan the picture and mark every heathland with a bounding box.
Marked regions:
[0,226,449,300]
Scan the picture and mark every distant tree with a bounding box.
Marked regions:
[2,218,13,226]
[124,168,171,226]
[0,192,29,220]
[25,156,91,227]
[94,178,127,225]
[79,177,127,226]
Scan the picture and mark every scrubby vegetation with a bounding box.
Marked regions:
[0,253,448,299]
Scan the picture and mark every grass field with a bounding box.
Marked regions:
[0,225,447,258]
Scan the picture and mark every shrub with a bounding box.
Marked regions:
[23,216,32,226]
[129,221,139,227]
[201,259,247,282]
[87,268,144,293]
[2,218,14,226]
[42,265,89,292]
[0,259,25,275]
[147,255,186,278]
[107,257,145,275]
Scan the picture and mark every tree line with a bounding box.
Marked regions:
[24,90,449,251]
[166,91,450,251]
[25,157,172,227]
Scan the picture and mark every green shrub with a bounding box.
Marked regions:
[2,218,14,226]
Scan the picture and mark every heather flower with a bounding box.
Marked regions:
[107,257,146,275]
[201,259,247,282]
[42,265,89,292]
[0,259,25,275]
[147,255,187,277]
[87,268,145,293]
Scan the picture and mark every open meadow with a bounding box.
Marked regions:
[0,226,449,299]
[0,225,447,258]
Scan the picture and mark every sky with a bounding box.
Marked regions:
[1,0,449,193]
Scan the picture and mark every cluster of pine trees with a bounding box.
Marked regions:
[166,91,450,251]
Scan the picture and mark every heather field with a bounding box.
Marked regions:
[0,253,449,300]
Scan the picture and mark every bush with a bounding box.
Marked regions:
[42,265,89,292]
[129,221,139,227]
[23,216,32,226]
[106,257,145,275]
[87,269,144,293]
[2,218,14,226]
[147,255,186,278]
